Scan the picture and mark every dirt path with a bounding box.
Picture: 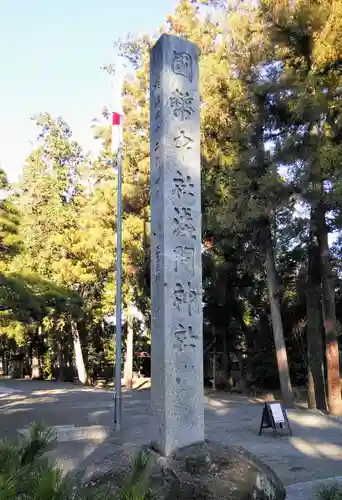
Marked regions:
[1,380,342,488]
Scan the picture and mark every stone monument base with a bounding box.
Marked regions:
[85,440,286,499]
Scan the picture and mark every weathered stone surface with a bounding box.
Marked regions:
[85,440,286,500]
[150,33,204,456]
[149,441,286,500]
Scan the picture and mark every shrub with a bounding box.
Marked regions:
[317,484,342,500]
[0,423,154,499]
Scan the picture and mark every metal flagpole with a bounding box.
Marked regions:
[113,112,123,431]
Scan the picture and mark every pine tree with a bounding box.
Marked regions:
[16,114,90,382]
[260,0,342,413]
[0,168,22,262]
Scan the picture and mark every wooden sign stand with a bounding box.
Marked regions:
[259,401,292,437]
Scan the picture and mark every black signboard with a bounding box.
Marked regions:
[259,401,292,436]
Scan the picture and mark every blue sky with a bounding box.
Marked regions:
[0,0,178,182]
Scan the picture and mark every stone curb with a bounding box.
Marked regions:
[18,425,110,442]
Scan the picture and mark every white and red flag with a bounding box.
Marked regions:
[111,111,123,154]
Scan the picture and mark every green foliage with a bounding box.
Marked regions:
[0,168,22,273]
[0,423,63,500]
[317,484,342,500]
[115,449,156,500]
[0,424,154,500]
[19,422,57,465]
[0,0,341,396]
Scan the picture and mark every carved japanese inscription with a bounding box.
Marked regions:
[173,281,199,316]
[154,157,162,190]
[170,90,194,120]
[173,130,194,150]
[152,78,161,92]
[173,323,199,351]
[152,77,161,133]
[150,34,203,456]
[173,245,194,276]
[172,50,192,82]
[155,244,161,283]
[173,207,196,239]
[172,170,195,200]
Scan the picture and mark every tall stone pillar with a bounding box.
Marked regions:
[150,34,204,456]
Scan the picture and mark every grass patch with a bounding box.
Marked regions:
[317,484,342,500]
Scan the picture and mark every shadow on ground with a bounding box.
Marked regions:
[1,379,342,487]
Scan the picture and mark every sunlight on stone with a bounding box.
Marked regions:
[209,407,231,417]
[291,438,342,460]
[289,412,341,429]
[31,389,68,396]
[89,410,109,419]
[205,398,227,408]
[3,407,33,415]
[1,397,55,410]
[0,394,26,401]
[15,396,58,405]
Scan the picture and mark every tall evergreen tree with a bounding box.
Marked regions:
[260,0,342,413]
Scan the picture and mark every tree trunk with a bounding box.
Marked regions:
[71,321,87,384]
[31,354,41,379]
[316,200,342,415]
[306,208,327,410]
[212,325,217,391]
[124,314,134,389]
[31,328,42,380]
[307,368,316,408]
[2,354,8,376]
[223,331,229,387]
[262,221,293,406]
[57,340,63,381]
[58,338,71,381]
[249,103,292,404]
